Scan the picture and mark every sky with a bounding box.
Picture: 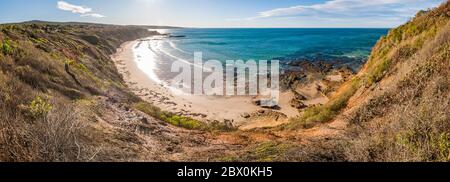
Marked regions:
[0,0,445,28]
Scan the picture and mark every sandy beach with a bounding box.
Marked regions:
[111,39,307,129]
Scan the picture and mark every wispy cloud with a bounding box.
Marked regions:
[57,1,105,18]
[57,1,91,14]
[81,13,105,18]
[241,0,442,20]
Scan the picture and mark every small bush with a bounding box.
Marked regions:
[367,58,391,85]
[33,37,48,44]
[161,114,204,130]
[19,96,53,119]
[32,102,86,161]
[1,100,88,162]
[133,101,162,119]
[1,39,13,55]
[66,58,89,72]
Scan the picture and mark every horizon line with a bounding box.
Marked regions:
[0,20,394,29]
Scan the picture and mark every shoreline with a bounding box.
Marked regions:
[112,40,301,128]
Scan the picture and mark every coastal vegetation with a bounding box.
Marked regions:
[133,101,236,131]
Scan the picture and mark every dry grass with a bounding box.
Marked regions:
[0,98,93,162]
[343,10,450,162]
[344,92,449,162]
[0,23,155,161]
[31,102,86,161]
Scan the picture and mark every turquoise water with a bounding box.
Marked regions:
[160,28,389,67]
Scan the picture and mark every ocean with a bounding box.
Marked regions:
[133,28,389,83]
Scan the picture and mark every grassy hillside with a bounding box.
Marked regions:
[343,1,450,162]
[289,2,449,130]
[0,23,159,161]
[285,1,449,161]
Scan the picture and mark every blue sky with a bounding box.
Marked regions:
[0,0,445,28]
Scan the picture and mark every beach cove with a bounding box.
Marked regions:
[111,28,387,129]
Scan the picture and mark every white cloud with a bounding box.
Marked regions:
[57,1,92,14]
[57,1,105,18]
[227,0,444,27]
[251,0,443,19]
[81,13,106,18]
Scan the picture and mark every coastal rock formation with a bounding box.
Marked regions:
[290,99,307,109]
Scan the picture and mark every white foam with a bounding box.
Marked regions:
[168,41,192,55]
[153,40,213,72]
[132,40,163,85]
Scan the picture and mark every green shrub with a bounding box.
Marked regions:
[65,58,90,73]
[161,114,204,130]
[21,96,53,118]
[367,58,390,86]
[75,62,88,72]
[133,101,162,119]
[31,37,48,44]
[436,134,450,160]
[1,39,13,55]
[134,101,236,131]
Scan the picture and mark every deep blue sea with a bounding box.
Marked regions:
[160,28,388,66]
